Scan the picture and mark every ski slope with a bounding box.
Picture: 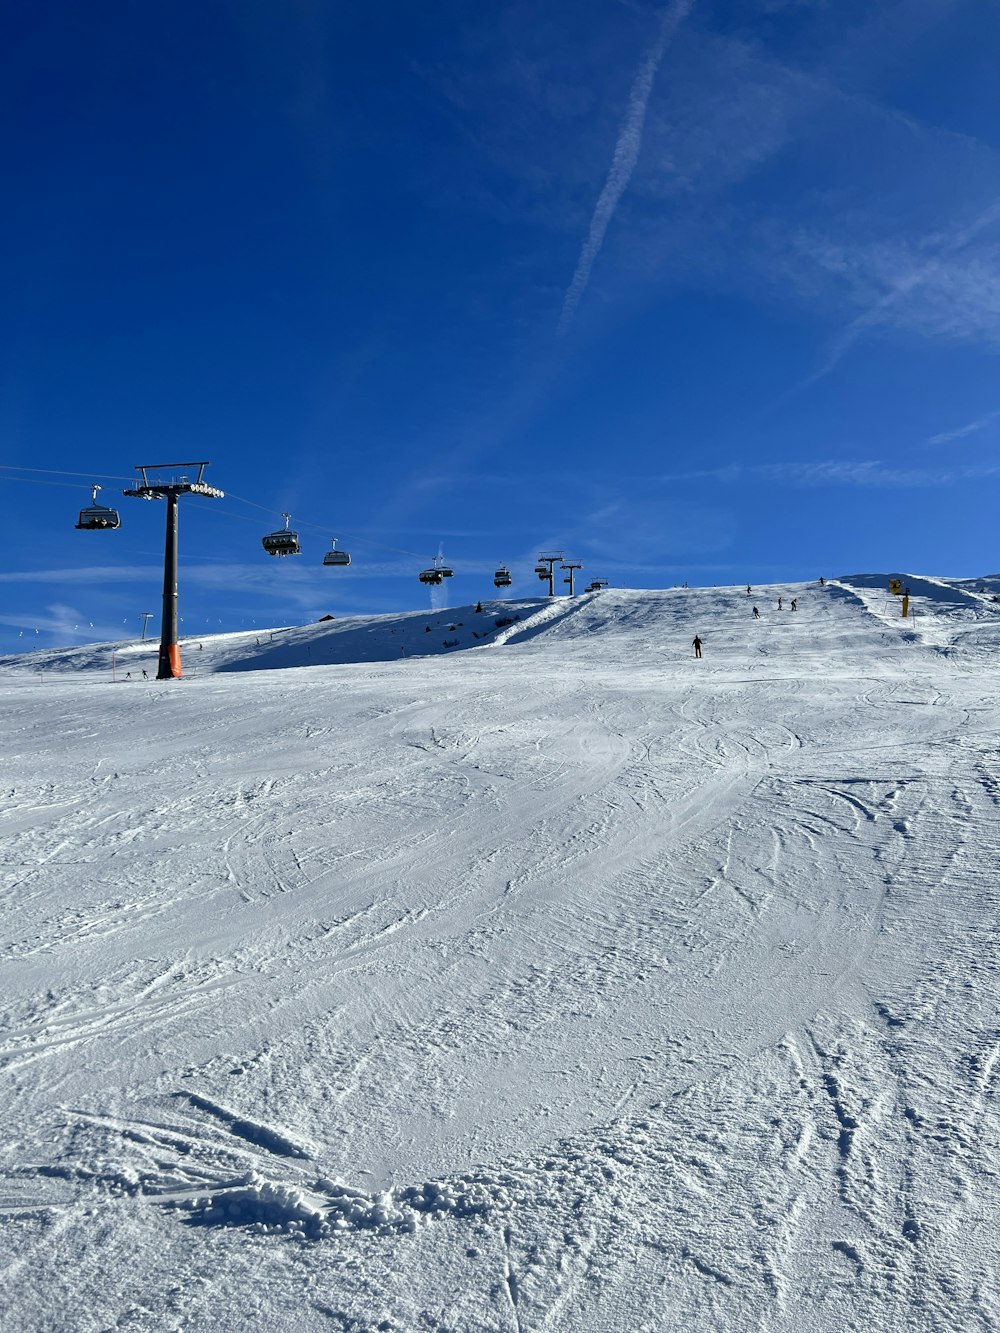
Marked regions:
[1,576,998,1331]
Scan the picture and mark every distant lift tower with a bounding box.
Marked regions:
[124,462,224,680]
[534,552,563,597]
[561,561,582,596]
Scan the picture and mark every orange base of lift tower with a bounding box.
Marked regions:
[158,644,182,680]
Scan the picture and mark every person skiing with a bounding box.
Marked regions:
[752,606,760,619]
[141,669,148,679]
[692,635,703,659]
[746,585,752,596]
[790,599,797,611]
[778,596,783,610]
[819,576,825,586]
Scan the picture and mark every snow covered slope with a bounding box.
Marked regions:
[1,578,998,1330]
[0,598,552,679]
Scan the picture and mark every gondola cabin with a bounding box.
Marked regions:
[76,485,121,531]
[262,513,300,557]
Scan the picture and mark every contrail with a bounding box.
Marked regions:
[795,196,1000,393]
[927,409,1000,446]
[558,0,694,336]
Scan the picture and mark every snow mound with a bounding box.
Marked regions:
[182,1175,331,1237]
[179,1172,491,1237]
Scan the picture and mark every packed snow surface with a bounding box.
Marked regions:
[1,576,998,1330]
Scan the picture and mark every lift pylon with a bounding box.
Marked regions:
[123,462,224,680]
[561,561,582,596]
[535,552,563,597]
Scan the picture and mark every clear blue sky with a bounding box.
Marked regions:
[3,0,999,652]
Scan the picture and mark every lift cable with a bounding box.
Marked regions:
[221,489,432,562]
[2,467,465,568]
[0,469,136,490]
[0,474,100,491]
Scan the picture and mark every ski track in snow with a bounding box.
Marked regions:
[0,578,998,1330]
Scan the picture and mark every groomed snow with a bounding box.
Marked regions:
[1,576,998,1330]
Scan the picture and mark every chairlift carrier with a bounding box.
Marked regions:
[323,538,351,567]
[262,513,300,557]
[419,554,453,585]
[76,484,121,531]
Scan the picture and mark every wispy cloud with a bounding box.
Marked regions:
[927,409,1000,446]
[0,603,117,642]
[578,20,1000,365]
[581,493,734,561]
[659,458,1000,488]
[792,198,1000,392]
[418,3,1000,375]
[557,0,694,335]
[0,565,159,585]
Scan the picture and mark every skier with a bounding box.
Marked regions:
[790,599,797,611]
[141,669,148,679]
[124,671,131,680]
[746,585,752,596]
[778,596,783,610]
[819,576,825,586]
[752,606,760,619]
[692,635,703,659]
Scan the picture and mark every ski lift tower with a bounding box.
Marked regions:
[535,552,563,597]
[561,561,582,596]
[124,462,224,680]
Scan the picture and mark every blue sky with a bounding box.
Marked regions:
[2,0,999,652]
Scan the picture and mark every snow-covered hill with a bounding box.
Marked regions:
[1,577,998,1330]
[5,571,1000,680]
